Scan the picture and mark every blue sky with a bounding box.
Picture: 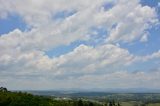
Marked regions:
[0,14,27,35]
[0,0,160,90]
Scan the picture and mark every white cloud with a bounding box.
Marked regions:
[158,2,160,7]
[140,33,148,42]
[0,41,160,89]
[0,0,160,89]
[0,43,133,76]
[0,0,158,51]
[51,44,134,75]
[133,50,160,62]
[2,68,160,90]
[75,69,160,89]
[106,0,158,43]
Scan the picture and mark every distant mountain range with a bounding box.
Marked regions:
[18,88,160,97]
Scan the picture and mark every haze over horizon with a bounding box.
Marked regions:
[0,0,160,90]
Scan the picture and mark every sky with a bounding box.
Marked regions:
[0,0,160,90]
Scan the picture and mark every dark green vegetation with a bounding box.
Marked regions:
[1,87,160,106]
[0,87,53,106]
[0,87,105,106]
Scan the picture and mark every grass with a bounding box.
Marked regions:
[148,103,160,106]
[121,102,134,106]
[121,102,160,106]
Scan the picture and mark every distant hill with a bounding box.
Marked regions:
[23,88,160,97]
[0,87,104,106]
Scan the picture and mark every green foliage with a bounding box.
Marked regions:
[0,89,103,106]
[2,87,159,106]
[78,99,83,106]
[0,90,53,106]
[0,87,7,92]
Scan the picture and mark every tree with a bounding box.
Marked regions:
[0,87,7,92]
[141,103,146,106]
[118,102,121,106]
[78,99,83,106]
[109,101,113,106]
[112,100,115,106]
[89,102,94,106]
[133,103,139,106]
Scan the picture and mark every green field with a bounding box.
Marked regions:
[148,103,160,106]
[121,102,160,106]
[121,102,133,106]
[1,87,160,106]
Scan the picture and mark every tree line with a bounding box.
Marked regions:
[0,87,123,106]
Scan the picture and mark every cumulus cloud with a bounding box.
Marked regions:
[0,0,160,89]
[140,33,148,42]
[1,42,160,89]
[0,43,133,76]
[1,68,160,90]
[0,0,158,50]
[106,0,158,43]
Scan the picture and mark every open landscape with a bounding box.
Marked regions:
[0,0,160,105]
[1,87,160,106]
